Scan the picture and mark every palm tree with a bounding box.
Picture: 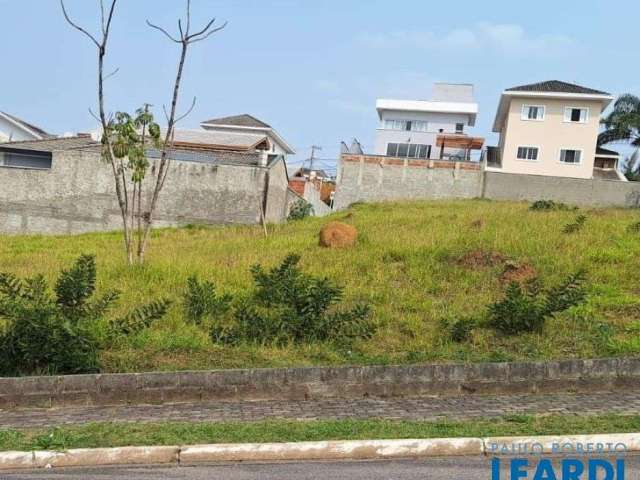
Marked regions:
[599,94,640,180]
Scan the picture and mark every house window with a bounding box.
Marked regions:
[455,123,464,134]
[386,143,431,159]
[0,149,52,170]
[559,149,582,164]
[383,119,427,132]
[564,107,588,123]
[521,105,545,121]
[411,121,427,132]
[516,146,539,161]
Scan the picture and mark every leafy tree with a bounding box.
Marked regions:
[599,94,640,180]
[61,0,227,264]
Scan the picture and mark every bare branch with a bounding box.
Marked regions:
[60,0,100,47]
[99,0,106,34]
[186,0,191,35]
[188,21,227,43]
[186,17,217,41]
[174,96,197,125]
[103,67,120,81]
[162,104,170,123]
[178,19,184,40]
[88,108,101,123]
[103,0,117,43]
[146,19,181,43]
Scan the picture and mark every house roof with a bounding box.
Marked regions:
[201,114,271,129]
[0,111,53,140]
[0,136,97,152]
[505,80,609,96]
[163,128,270,151]
[596,147,620,157]
[492,80,614,132]
[200,114,295,155]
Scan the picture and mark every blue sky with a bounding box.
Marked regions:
[2,0,639,170]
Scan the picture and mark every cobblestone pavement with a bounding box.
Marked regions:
[1,390,638,429]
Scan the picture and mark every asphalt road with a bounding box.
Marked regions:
[1,455,638,480]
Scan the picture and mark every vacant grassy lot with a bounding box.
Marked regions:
[1,415,639,451]
[1,199,639,372]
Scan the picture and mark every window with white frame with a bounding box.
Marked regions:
[521,105,545,121]
[516,146,539,161]
[564,107,589,123]
[455,123,464,134]
[383,119,428,132]
[386,142,431,159]
[559,149,582,164]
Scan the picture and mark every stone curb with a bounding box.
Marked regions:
[0,433,637,471]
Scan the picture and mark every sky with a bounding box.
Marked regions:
[2,0,640,172]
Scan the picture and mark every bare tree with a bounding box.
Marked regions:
[61,0,226,264]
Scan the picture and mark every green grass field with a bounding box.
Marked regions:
[1,415,639,451]
[1,199,639,372]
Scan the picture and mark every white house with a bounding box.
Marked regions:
[200,114,295,160]
[0,111,52,143]
[374,83,484,161]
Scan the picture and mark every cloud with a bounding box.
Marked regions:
[357,22,576,58]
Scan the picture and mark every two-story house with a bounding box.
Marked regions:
[488,80,624,180]
[374,83,484,161]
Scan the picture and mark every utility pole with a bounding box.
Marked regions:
[309,145,322,172]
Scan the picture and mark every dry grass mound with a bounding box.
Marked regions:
[319,221,358,248]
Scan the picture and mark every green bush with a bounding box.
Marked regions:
[203,254,374,347]
[0,255,169,376]
[487,271,587,336]
[627,221,640,233]
[529,200,575,211]
[562,214,587,234]
[288,200,314,221]
[443,316,477,342]
[183,276,231,325]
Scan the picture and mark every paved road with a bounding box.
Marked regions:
[1,390,639,428]
[1,455,638,480]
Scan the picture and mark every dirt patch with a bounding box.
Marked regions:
[501,260,538,284]
[457,249,506,269]
[319,221,358,248]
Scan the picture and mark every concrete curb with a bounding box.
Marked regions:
[0,433,637,471]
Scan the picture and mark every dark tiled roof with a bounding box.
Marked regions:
[0,136,97,152]
[596,147,620,156]
[506,80,609,96]
[201,114,271,129]
[1,111,53,139]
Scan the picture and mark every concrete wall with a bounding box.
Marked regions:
[333,154,482,210]
[303,181,332,217]
[334,154,640,209]
[0,149,289,235]
[484,171,640,207]
[0,357,637,408]
[498,97,603,179]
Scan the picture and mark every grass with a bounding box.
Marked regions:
[1,199,640,372]
[1,415,640,451]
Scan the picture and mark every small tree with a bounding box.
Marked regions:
[61,0,227,264]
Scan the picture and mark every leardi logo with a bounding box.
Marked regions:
[489,441,628,480]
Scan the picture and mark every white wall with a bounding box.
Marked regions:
[374,109,474,158]
[0,117,38,143]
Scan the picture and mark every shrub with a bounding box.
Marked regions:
[627,221,640,233]
[443,316,478,342]
[0,255,169,376]
[288,199,314,221]
[183,276,232,325]
[205,254,374,346]
[562,214,587,234]
[529,200,574,211]
[487,271,587,335]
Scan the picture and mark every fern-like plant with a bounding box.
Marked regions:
[0,255,170,376]
[562,214,587,234]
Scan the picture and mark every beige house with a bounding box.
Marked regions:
[488,81,625,180]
